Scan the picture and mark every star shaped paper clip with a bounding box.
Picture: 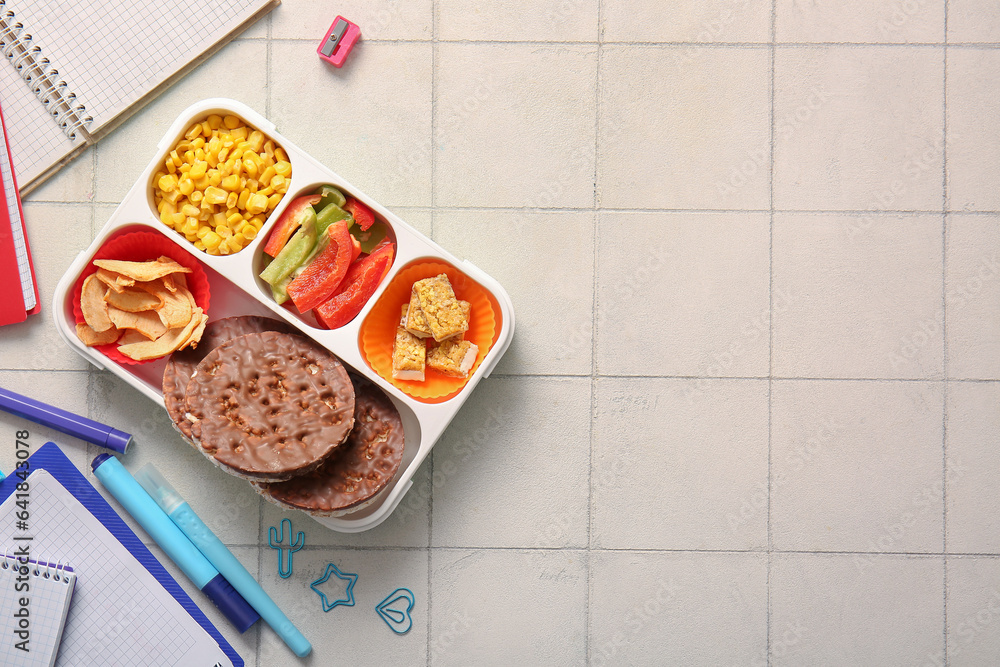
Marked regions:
[311,562,358,612]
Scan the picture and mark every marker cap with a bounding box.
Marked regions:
[203,573,260,633]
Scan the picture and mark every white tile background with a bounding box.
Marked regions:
[1,1,999,664]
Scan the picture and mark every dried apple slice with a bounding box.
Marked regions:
[107,306,167,340]
[75,322,120,346]
[104,287,163,313]
[117,311,202,361]
[81,274,114,332]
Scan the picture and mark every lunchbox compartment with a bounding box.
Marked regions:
[251,183,398,331]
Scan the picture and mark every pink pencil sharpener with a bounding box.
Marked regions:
[317,16,360,68]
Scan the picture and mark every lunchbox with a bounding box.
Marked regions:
[52,98,515,532]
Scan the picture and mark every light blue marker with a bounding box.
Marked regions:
[135,463,312,658]
[91,455,259,633]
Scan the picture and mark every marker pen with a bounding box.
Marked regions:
[91,454,259,632]
[135,463,312,658]
[1,386,132,453]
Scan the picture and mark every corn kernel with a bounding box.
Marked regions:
[251,214,266,229]
[202,231,222,250]
[208,171,222,187]
[178,179,195,196]
[263,139,275,157]
[216,225,232,239]
[171,212,185,227]
[203,186,228,205]
[241,225,258,241]
[274,161,291,177]
[237,190,250,210]
[193,175,210,190]
[184,123,202,140]
[223,115,241,130]
[226,192,238,209]
[268,193,283,210]
[189,191,203,204]
[246,193,268,215]
[259,165,276,186]
[243,158,258,178]
[275,147,288,162]
[157,174,177,192]
[227,212,244,227]
[180,203,198,217]
[230,126,248,141]
[269,174,286,191]
[221,174,240,191]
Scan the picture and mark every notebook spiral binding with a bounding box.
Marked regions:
[0,3,93,140]
[1,549,73,584]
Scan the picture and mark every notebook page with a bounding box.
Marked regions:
[0,98,36,310]
[6,0,272,132]
[0,62,83,189]
[0,470,232,667]
[0,556,75,667]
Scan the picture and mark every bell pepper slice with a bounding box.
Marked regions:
[316,185,347,210]
[260,208,318,303]
[262,194,321,257]
[343,197,375,231]
[350,234,362,264]
[316,201,352,236]
[315,252,392,329]
[286,220,354,313]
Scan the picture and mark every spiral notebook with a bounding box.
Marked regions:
[0,465,235,666]
[0,0,280,194]
[0,555,76,667]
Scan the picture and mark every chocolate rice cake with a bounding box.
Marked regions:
[183,331,355,481]
[257,373,404,517]
[163,315,296,442]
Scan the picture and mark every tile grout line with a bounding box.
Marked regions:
[586,4,603,664]
[767,2,776,665]
[941,5,950,664]
[427,3,438,662]
[257,13,273,667]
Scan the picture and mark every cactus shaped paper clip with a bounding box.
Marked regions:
[268,518,304,578]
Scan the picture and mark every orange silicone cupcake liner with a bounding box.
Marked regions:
[360,259,502,403]
[71,229,212,366]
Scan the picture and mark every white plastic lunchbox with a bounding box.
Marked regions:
[52,98,515,532]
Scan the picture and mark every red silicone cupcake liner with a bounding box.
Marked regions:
[71,229,212,365]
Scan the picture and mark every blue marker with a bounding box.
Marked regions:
[135,463,312,658]
[91,454,259,633]
[1,386,132,453]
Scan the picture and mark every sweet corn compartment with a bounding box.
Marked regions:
[53,98,514,532]
[151,111,291,256]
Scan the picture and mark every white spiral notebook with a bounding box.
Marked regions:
[0,0,279,194]
[0,554,76,667]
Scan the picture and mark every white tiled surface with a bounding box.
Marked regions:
[1,2,999,665]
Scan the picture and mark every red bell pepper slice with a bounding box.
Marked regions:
[262,194,322,257]
[286,220,353,313]
[350,234,362,264]
[315,242,396,329]
[343,197,375,231]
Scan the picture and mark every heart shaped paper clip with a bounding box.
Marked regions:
[376,588,415,634]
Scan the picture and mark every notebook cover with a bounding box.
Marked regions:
[0,443,243,667]
[0,99,38,325]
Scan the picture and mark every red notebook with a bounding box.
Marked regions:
[0,99,39,326]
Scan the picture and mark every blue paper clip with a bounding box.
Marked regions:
[376,588,415,634]
[268,518,304,579]
[311,562,358,612]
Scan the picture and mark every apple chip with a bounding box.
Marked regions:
[81,274,114,332]
[107,306,167,340]
[117,330,149,346]
[156,288,193,329]
[178,309,208,351]
[95,268,132,293]
[93,257,191,282]
[104,287,163,313]
[117,311,202,361]
[75,322,120,347]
